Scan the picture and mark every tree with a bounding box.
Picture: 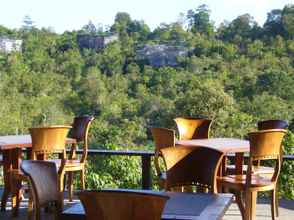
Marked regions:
[218,14,261,43]
[263,9,285,37]
[111,12,132,34]
[187,4,214,37]
[282,4,294,38]
[82,20,97,34]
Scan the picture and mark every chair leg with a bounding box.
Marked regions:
[58,173,65,209]
[275,188,279,217]
[34,204,41,220]
[245,191,257,220]
[28,190,34,217]
[63,173,67,192]
[11,179,22,217]
[271,190,277,220]
[54,201,62,220]
[235,191,246,220]
[68,172,74,202]
[81,169,85,190]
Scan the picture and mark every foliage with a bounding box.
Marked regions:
[0,4,293,198]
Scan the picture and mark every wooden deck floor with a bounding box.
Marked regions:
[0,190,293,220]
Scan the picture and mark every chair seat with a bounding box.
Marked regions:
[49,159,84,171]
[226,164,274,175]
[219,174,275,189]
[10,169,28,181]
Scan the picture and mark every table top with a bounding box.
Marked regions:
[61,191,233,220]
[0,134,76,150]
[176,138,249,153]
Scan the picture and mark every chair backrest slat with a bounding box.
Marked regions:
[21,160,61,207]
[151,127,175,151]
[248,129,287,160]
[71,116,94,142]
[174,117,212,140]
[29,126,71,158]
[161,146,224,193]
[78,190,169,220]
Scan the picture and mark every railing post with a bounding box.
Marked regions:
[141,155,152,189]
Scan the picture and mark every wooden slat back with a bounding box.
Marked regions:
[248,129,287,160]
[78,190,169,220]
[29,126,71,158]
[71,116,94,142]
[161,146,224,193]
[151,127,175,151]
[174,117,212,140]
[21,160,61,207]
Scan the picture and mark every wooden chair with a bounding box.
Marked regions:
[174,117,212,140]
[226,119,288,175]
[77,189,169,220]
[218,129,287,220]
[150,127,175,189]
[20,160,62,220]
[257,119,288,217]
[65,116,94,201]
[10,125,71,216]
[160,146,224,193]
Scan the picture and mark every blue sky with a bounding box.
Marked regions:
[1,0,293,33]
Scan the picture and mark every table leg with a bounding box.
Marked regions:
[235,152,244,175]
[1,150,11,211]
[1,148,22,211]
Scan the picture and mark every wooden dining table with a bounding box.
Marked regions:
[176,138,250,175]
[61,190,233,220]
[0,134,76,211]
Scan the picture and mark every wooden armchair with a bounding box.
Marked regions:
[160,146,224,193]
[226,119,288,175]
[219,129,287,220]
[227,119,288,216]
[20,160,62,220]
[78,189,169,220]
[65,116,94,201]
[174,117,212,140]
[150,127,175,189]
[10,125,71,216]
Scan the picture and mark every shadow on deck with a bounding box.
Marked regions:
[0,188,293,220]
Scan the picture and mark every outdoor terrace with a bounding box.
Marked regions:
[0,149,293,219]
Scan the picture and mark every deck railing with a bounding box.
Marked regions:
[73,149,294,190]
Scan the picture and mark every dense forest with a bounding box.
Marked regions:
[0,5,293,198]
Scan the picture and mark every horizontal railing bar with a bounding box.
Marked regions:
[226,153,294,161]
[77,149,154,156]
[72,149,294,160]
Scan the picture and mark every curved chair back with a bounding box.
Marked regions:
[71,116,94,142]
[78,190,169,220]
[174,117,212,140]
[29,126,71,160]
[161,146,224,193]
[151,127,175,178]
[21,160,62,219]
[70,116,94,162]
[247,129,287,184]
[151,128,175,151]
[257,120,288,130]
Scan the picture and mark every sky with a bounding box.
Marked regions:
[1,0,293,33]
